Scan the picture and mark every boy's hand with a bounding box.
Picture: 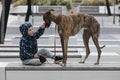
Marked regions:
[34,54,39,58]
[40,23,45,29]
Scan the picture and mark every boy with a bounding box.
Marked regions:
[19,22,62,66]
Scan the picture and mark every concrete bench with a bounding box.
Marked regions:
[79,6,120,23]
[79,6,120,16]
[1,62,120,80]
[79,6,99,15]
[10,6,67,15]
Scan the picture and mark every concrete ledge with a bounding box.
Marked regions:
[1,61,120,80]
[5,62,120,71]
[0,62,8,80]
[4,62,120,80]
[6,70,120,80]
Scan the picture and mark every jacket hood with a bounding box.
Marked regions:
[19,22,32,37]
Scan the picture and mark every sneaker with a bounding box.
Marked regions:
[39,55,46,63]
[55,56,63,61]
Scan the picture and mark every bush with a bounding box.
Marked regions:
[50,0,63,5]
[72,0,82,2]
[12,0,72,10]
[80,0,116,6]
[60,1,72,10]
[12,0,27,7]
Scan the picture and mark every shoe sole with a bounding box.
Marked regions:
[55,60,62,64]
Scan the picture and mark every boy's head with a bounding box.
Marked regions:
[19,22,34,37]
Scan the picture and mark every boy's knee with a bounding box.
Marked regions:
[40,48,47,52]
[37,49,47,56]
[40,49,49,54]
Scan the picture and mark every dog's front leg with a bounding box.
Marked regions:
[58,24,71,66]
[60,35,68,66]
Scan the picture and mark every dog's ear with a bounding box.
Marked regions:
[49,9,55,14]
[46,9,55,16]
[50,9,55,11]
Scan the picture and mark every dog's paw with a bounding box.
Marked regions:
[57,63,66,67]
[94,62,99,65]
[79,61,85,64]
[54,60,62,64]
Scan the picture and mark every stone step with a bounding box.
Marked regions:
[10,34,120,45]
[0,45,120,61]
[0,44,120,53]
[6,25,120,35]
[0,48,80,52]
[0,44,120,51]
[0,52,119,61]
[0,52,81,58]
[0,44,84,48]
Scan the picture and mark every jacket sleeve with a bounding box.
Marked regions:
[20,39,34,59]
[34,28,45,39]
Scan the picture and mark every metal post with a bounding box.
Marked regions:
[106,0,111,16]
[113,1,116,24]
[25,0,32,22]
[0,0,11,44]
[0,0,5,44]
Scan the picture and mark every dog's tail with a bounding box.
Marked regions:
[100,45,105,49]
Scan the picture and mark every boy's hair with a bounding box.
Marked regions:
[19,22,32,36]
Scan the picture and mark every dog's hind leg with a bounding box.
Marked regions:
[92,35,101,65]
[79,29,91,63]
[90,26,101,65]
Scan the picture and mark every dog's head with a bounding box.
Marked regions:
[43,9,55,28]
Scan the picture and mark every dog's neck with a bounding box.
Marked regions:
[53,14,62,24]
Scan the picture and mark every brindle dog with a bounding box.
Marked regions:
[43,9,105,66]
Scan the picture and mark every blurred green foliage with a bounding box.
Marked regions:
[12,0,72,10]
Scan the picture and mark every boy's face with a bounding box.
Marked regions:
[27,27,34,36]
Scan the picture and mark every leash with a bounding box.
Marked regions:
[46,59,50,64]
[54,24,57,63]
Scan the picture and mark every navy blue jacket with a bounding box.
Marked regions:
[19,22,45,61]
